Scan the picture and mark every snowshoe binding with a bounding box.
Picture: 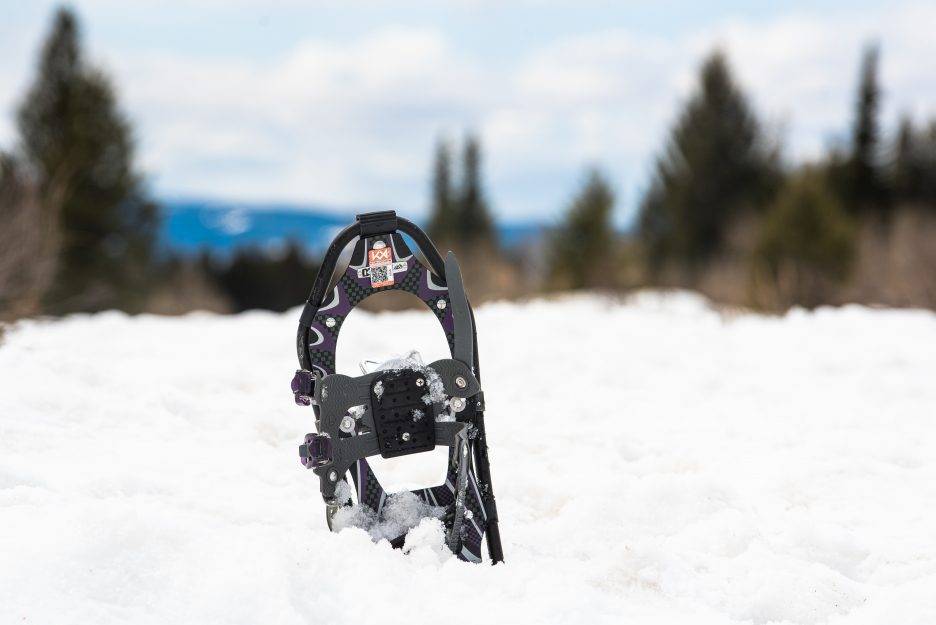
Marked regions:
[292,211,504,564]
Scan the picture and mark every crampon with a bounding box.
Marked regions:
[292,211,503,564]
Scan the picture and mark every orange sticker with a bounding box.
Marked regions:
[367,246,394,287]
[368,247,392,265]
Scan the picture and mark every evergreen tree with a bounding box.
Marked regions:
[548,169,616,290]
[17,7,158,313]
[638,50,777,271]
[892,116,936,206]
[847,43,888,212]
[755,167,855,308]
[427,139,456,243]
[893,117,921,202]
[456,134,496,248]
[202,242,320,313]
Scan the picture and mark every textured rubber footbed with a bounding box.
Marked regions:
[371,369,436,458]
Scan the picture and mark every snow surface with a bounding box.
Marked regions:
[331,490,446,542]
[2,292,936,625]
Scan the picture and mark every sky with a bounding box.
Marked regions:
[1,1,935,225]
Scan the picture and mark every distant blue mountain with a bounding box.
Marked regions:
[159,199,544,255]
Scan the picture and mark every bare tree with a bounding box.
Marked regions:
[0,154,60,320]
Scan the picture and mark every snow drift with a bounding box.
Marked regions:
[1,292,935,624]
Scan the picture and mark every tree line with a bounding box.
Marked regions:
[631,46,936,308]
[425,46,936,308]
[1,8,157,317]
[548,46,934,307]
[4,7,936,321]
[0,8,319,319]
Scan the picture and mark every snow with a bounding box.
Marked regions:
[375,349,448,406]
[2,291,936,624]
[402,518,453,565]
[331,490,445,542]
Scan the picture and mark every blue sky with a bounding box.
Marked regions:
[1,1,934,225]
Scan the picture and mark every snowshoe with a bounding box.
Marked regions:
[292,211,504,563]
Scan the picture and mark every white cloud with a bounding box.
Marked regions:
[491,2,936,219]
[694,5,936,160]
[2,2,935,223]
[105,26,485,211]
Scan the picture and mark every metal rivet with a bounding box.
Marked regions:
[328,470,338,482]
[401,432,411,442]
[436,299,447,310]
[455,376,467,389]
[451,397,467,412]
[325,317,336,328]
[415,377,425,387]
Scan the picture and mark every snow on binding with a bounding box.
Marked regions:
[291,211,504,564]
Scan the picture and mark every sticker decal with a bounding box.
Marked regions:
[358,261,407,281]
[367,245,395,287]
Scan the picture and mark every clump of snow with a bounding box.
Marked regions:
[332,478,353,505]
[434,401,456,422]
[330,500,377,532]
[402,517,452,565]
[376,350,446,405]
[331,491,445,543]
[2,293,936,624]
[378,491,445,540]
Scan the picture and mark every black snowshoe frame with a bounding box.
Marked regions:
[293,211,503,563]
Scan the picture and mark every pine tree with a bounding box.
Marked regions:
[17,8,158,313]
[456,134,496,249]
[427,139,456,243]
[203,242,320,313]
[548,169,616,290]
[847,43,887,213]
[755,167,855,308]
[892,116,936,206]
[893,117,921,202]
[637,50,777,271]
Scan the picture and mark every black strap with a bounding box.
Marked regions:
[356,210,398,236]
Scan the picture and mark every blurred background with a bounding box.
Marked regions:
[1,1,934,321]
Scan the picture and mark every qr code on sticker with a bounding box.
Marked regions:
[369,264,392,286]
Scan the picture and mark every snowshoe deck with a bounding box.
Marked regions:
[292,211,503,563]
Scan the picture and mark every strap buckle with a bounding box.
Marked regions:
[299,433,332,468]
[291,369,316,406]
[356,210,397,236]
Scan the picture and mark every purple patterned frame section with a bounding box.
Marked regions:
[306,233,455,379]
